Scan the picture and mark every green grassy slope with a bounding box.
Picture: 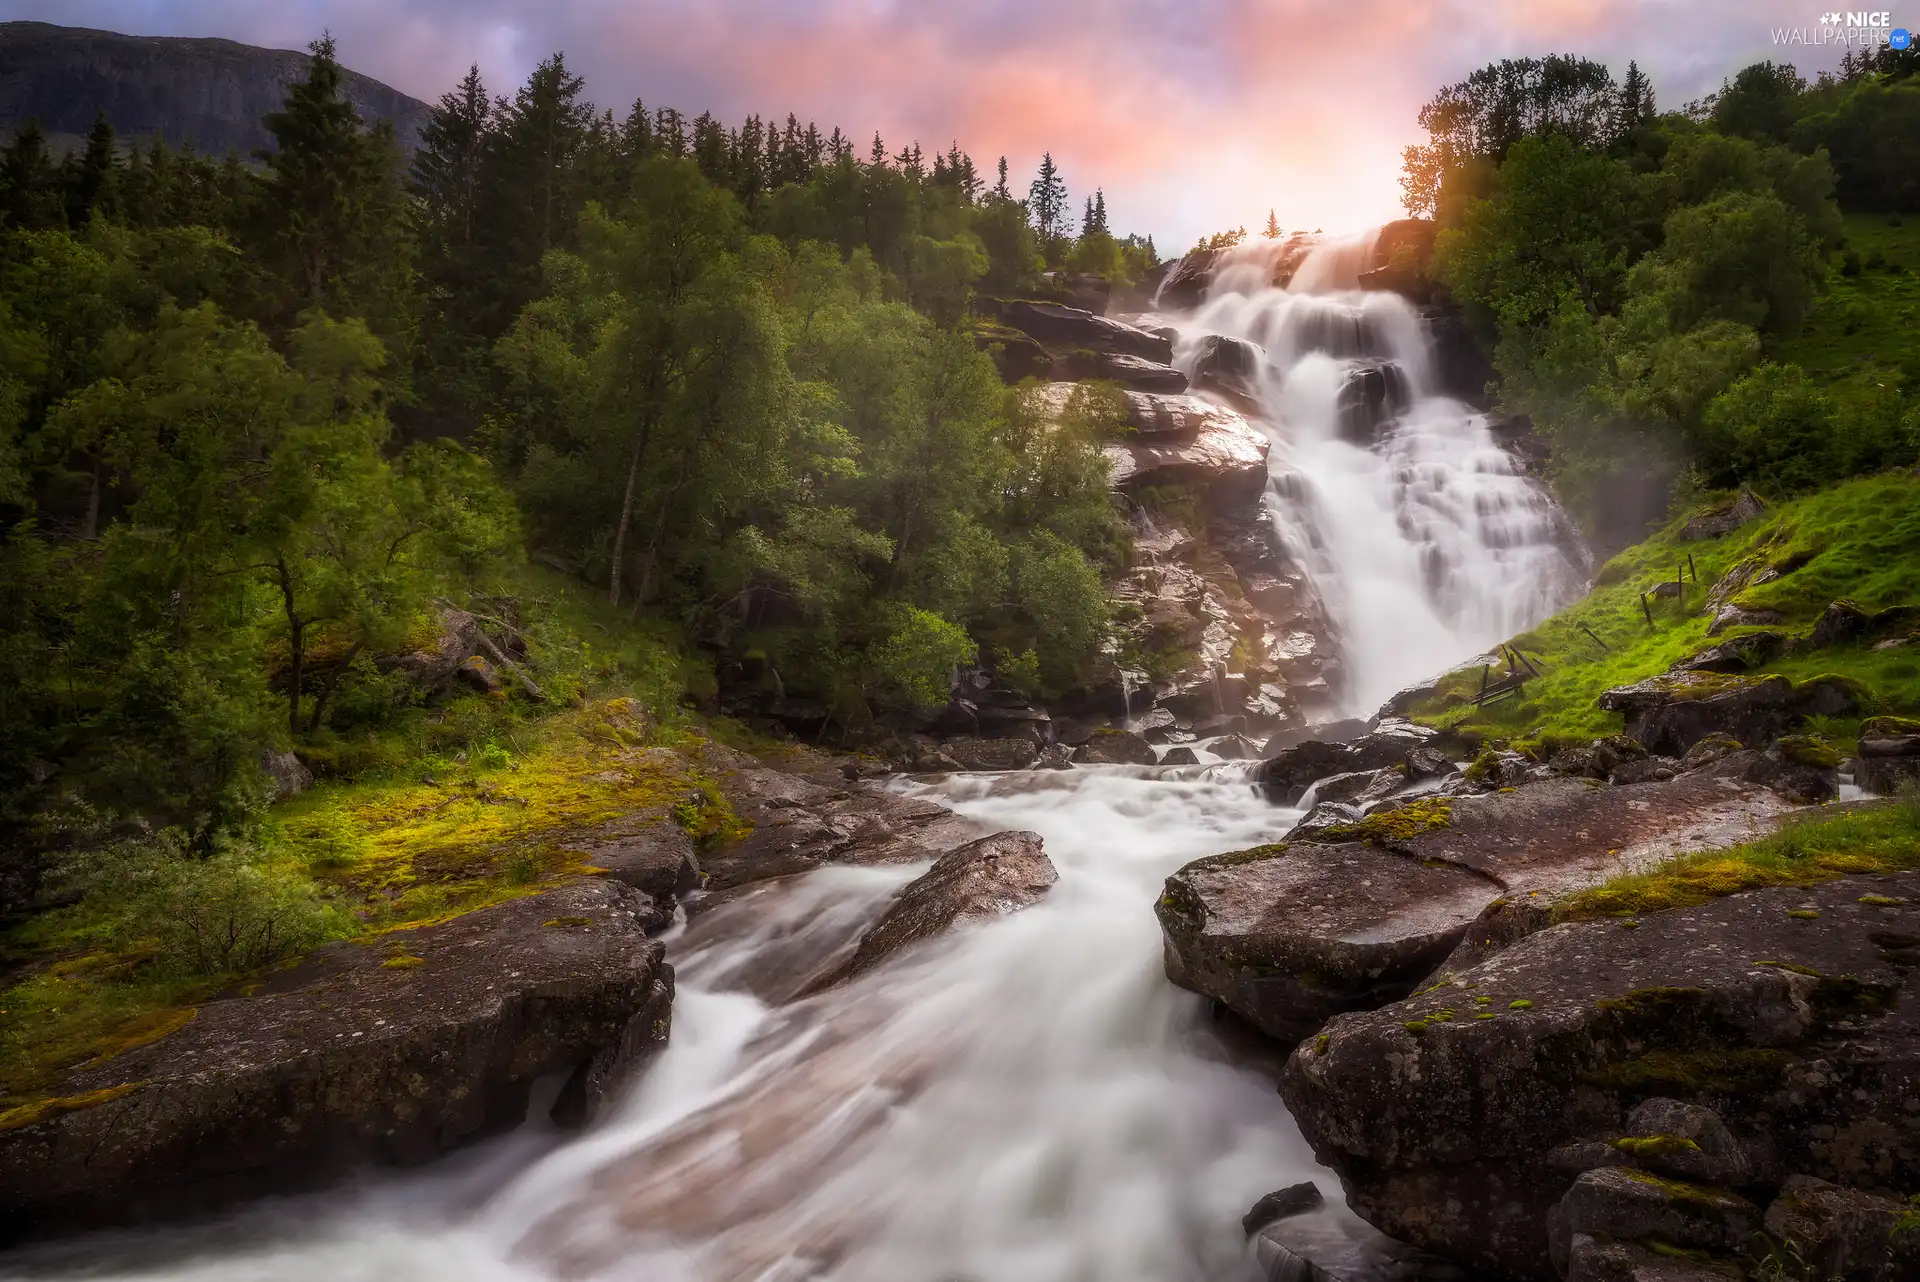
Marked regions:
[1401,473,1920,749]
[1773,212,1920,393]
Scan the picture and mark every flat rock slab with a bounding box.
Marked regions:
[698,768,987,900]
[1280,872,1920,1281]
[1106,405,1270,498]
[1158,763,1790,1044]
[807,830,1057,990]
[0,879,672,1238]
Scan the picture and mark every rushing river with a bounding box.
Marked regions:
[6,767,1361,1282]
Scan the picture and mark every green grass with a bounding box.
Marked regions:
[1773,212,1920,393]
[1557,791,1920,919]
[1402,474,1920,746]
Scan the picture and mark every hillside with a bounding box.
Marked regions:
[0,21,429,155]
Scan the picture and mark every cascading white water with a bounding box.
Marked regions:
[1169,235,1586,715]
[7,769,1398,1282]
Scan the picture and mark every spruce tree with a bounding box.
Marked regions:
[1029,152,1067,240]
[1092,189,1108,234]
[1263,209,1281,238]
[66,113,118,225]
[258,35,407,313]
[1613,60,1656,141]
[0,120,60,229]
[994,156,1011,200]
[413,66,491,252]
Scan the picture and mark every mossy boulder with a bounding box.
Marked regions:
[1857,716,1920,796]
[0,879,673,1239]
[1279,871,1920,1280]
[1598,672,1806,756]
[1073,728,1157,765]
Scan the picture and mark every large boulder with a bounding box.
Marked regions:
[1188,334,1264,415]
[1121,390,1236,440]
[1074,728,1158,765]
[1153,247,1221,310]
[985,299,1174,363]
[1040,269,1111,315]
[1106,402,1270,499]
[1158,761,1793,1045]
[1053,349,1189,392]
[1421,305,1496,405]
[971,320,1052,383]
[1856,715,1920,796]
[809,831,1055,988]
[1257,719,1443,805]
[1678,486,1767,542]
[0,879,673,1238]
[1597,672,1806,756]
[1356,218,1438,301]
[1763,1174,1920,1282]
[1336,362,1411,443]
[1279,872,1920,1280]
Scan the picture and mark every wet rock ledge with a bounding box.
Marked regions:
[0,878,671,1238]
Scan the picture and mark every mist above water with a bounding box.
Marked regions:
[1170,234,1587,715]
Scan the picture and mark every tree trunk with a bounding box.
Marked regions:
[83,460,101,539]
[633,497,674,610]
[307,638,365,733]
[608,431,646,607]
[286,619,304,740]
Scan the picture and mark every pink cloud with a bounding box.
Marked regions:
[13,0,1849,244]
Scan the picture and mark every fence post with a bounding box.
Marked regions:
[1641,592,1653,628]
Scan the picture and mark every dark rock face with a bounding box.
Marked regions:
[1105,397,1271,499]
[1279,872,1920,1280]
[941,737,1043,771]
[1074,728,1157,765]
[1857,715,1920,795]
[1153,247,1221,310]
[971,321,1052,382]
[1257,719,1441,804]
[1548,1166,1761,1274]
[1052,349,1189,391]
[1672,631,1786,674]
[985,299,1174,363]
[0,879,671,1238]
[1159,762,1791,1047]
[587,820,702,930]
[1763,1174,1920,1282]
[0,21,431,155]
[811,831,1055,988]
[1421,306,1496,406]
[1335,362,1411,443]
[1678,487,1767,542]
[1243,1181,1325,1234]
[1597,673,1807,756]
[1188,334,1264,414]
[1040,269,1111,315]
[1356,218,1438,301]
[698,759,986,896]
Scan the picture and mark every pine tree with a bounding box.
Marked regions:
[413,65,492,251]
[258,35,407,311]
[1092,188,1108,235]
[994,156,1011,200]
[1613,60,1656,141]
[1081,195,1095,236]
[1,119,61,230]
[65,113,118,225]
[620,97,654,161]
[869,132,887,167]
[1263,209,1281,238]
[1028,152,1067,240]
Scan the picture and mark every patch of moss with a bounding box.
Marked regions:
[0,1082,144,1133]
[1774,734,1841,769]
[1317,798,1454,844]
[541,916,593,929]
[1613,1134,1703,1159]
[1403,1020,1429,1035]
[1753,960,1823,976]
[1189,842,1290,871]
[380,955,425,969]
[1586,1048,1797,1095]
[1861,894,1909,907]
[1787,909,1821,920]
[1509,998,1533,1010]
[1314,1034,1329,1055]
[1558,794,1920,919]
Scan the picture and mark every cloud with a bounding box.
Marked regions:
[8,0,1845,245]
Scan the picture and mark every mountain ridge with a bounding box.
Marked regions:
[0,21,431,155]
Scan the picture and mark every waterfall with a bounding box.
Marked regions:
[1167,236,1586,715]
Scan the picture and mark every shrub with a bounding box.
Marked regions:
[50,831,341,976]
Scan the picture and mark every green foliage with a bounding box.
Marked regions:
[869,605,976,713]
[45,829,345,976]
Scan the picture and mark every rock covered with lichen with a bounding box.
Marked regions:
[1277,872,1920,1280]
[1154,759,1790,1045]
[0,878,673,1239]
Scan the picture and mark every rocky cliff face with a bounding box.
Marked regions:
[0,22,430,154]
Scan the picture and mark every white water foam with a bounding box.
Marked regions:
[1171,236,1586,715]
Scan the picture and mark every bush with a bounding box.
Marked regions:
[50,831,342,976]
[869,606,976,712]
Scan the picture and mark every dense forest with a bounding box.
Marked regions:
[0,37,1159,886]
[1410,46,1920,533]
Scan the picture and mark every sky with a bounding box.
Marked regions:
[4,0,1887,247]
